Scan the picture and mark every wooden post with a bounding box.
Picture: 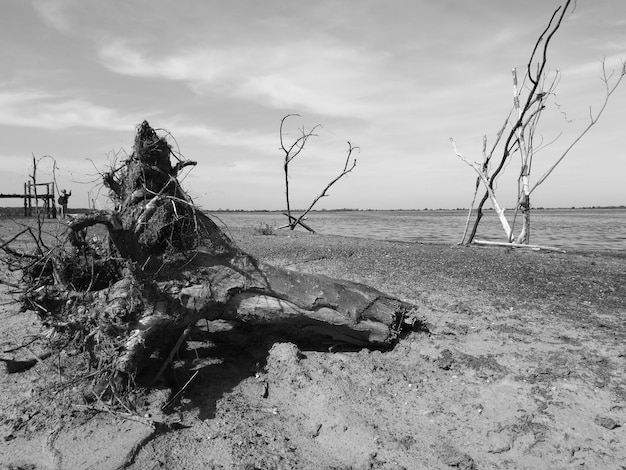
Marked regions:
[27,182,32,216]
[44,183,49,218]
[51,182,57,218]
[23,182,27,216]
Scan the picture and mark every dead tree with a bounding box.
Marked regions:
[12,121,416,398]
[454,0,625,247]
[279,114,357,231]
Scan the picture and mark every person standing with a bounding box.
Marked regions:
[58,189,72,218]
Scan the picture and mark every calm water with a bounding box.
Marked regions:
[209,209,626,251]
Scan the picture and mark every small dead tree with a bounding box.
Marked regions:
[4,121,416,404]
[454,0,625,247]
[280,114,357,231]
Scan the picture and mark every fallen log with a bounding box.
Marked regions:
[20,121,419,386]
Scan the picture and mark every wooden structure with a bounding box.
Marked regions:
[0,181,57,218]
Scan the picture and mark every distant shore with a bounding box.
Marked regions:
[206,206,626,213]
[1,205,625,217]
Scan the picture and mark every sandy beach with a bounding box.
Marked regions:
[1,224,625,469]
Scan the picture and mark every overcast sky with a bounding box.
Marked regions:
[1,0,624,211]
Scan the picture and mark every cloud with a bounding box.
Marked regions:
[0,85,279,160]
[168,122,277,155]
[32,0,74,33]
[98,40,248,90]
[0,87,140,131]
[98,38,418,119]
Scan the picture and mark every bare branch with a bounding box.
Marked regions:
[292,141,358,227]
[531,59,626,193]
[280,115,356,230]
[280,114,320,163]
[280,114,323,225]
[451,139,512,240]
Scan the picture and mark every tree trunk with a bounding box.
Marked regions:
[516,193,531,244]
[109,219,414,375]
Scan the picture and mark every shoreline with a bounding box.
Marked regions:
[1,213,625,252]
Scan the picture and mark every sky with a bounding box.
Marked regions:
[1,0,624,211]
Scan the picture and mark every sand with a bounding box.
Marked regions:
[1,223,625,469]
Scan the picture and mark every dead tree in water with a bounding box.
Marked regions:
[12,121,415,398]
[280,114,357,231]
[454,0,625,247]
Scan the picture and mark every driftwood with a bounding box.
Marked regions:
[278,213,316,232]
[472,239,566,253]
[20,121,417,388]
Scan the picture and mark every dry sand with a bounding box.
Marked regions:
[1,223,625,469]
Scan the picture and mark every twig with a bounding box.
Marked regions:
[2,335,40,354]
[150,325,192,385]
[71,403,153,426]
[161,370,200,410]
[25,346,53,365]
[0,228,31,251]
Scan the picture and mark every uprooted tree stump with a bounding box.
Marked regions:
[15,121,419,399]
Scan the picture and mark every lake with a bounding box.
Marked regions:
[208,209,626,252]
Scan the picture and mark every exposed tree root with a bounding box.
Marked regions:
[5,121,420,408]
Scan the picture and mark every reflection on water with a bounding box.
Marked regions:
[209,209,626,251]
